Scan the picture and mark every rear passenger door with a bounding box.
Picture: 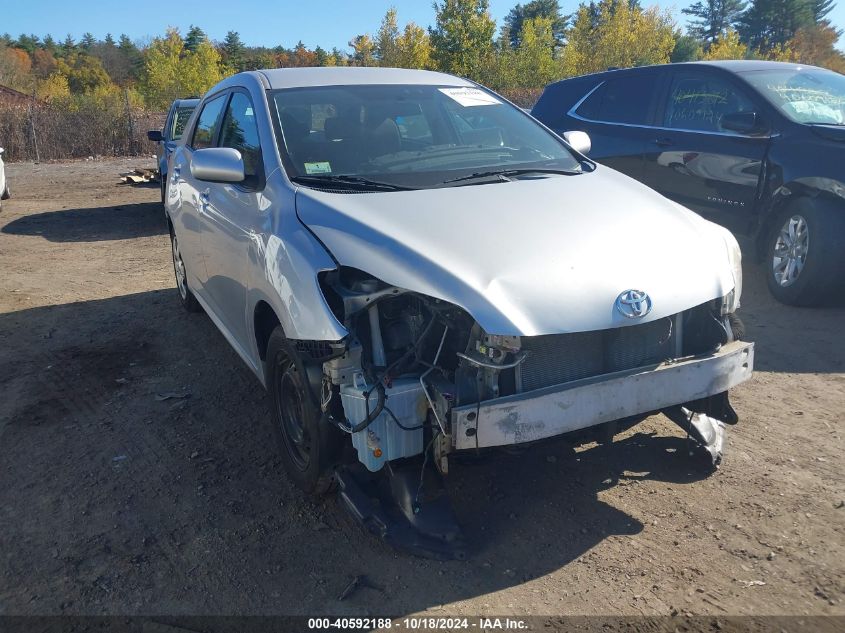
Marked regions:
[642,69,769,234]
[568,72,663,181]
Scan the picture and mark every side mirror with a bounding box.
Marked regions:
[562,130,591,155]
[190,148,245,183]
[147,130,163,142]
[720,111,765,135]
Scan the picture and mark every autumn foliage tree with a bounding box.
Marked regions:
[562,0,676,75]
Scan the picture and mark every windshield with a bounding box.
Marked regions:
[741,68,845,125]
[271,84,582,189]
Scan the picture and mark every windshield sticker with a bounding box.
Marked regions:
[439,87,501,107]
[304,161,332,175]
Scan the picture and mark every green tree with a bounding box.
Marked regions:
[349,34,377,66]
[512,17,558,87]
[703,27,749,58]
[503,0,568,50]
[141,29,224,108]
[429,0,496,77]
[739,0,815,51]
[80,32,96,51]
[15,33,40,54]
[61,34,76,56]
[376,7,401,66]
[183,25,207,53]
[562,0,676,75]
[395,22,433,69]
[57,52,112,93]
[682,0,747,45]
[221,31,246,71]
[671,33,705,61]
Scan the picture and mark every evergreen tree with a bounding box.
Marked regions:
[812,0,836,20]
[739,0,815,51]
[376,7,401,66]
[80,32,96,50]
[61,34,76,56]
[183,25,207,53]
[429,0,496,77]
[222,31,246,71]
[682,0,747,44]
[504,0,568,49]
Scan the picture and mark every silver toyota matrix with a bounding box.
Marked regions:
[166,68,754,558]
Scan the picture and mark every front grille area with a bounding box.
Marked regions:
[516,316,677,392]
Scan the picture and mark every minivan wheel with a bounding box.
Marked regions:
[766,199,845,306]
[169,228,201,312]
[266,328,342,496]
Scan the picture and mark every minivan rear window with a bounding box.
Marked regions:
[576,75,658,126]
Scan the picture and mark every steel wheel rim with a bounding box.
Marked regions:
[171,234,187,300]
[275,359,311,471]
[772,214,809,288]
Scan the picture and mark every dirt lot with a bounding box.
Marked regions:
[0,158,843,618]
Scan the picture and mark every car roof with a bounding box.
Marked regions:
[251,66,474,89]
[689,60,831,73]
[549,60,831,86]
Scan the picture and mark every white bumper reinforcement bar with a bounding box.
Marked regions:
[452,341,754,450]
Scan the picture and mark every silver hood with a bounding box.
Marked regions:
[295,166,737,336]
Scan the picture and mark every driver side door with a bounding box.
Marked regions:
[641,69,770,235]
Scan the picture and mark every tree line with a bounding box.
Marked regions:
[0,0,841,114]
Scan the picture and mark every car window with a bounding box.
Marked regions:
[219,92,263,187]
[171,106,195,141]
[664,74,756,133]
[576,75,658,125]
[191,95,227,149]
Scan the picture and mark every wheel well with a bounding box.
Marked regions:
[254,301,281,361]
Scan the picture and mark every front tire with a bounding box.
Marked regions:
[169,227,201,312]
[766,198,845,306]
[266,328,342,496]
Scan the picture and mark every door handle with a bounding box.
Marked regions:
[654,137,674,148]
[199,189,210,209]
[170,165,180,184]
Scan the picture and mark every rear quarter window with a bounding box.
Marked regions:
[576,74,659,126]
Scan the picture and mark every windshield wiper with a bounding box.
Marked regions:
[290,174,412,191]
[437,167,581,186]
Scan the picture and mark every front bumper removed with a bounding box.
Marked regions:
[451,340,754,451]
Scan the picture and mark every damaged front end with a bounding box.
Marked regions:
[307,267,753,557]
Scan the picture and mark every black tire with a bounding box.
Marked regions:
[765,198,845,306]
[1,184,9,200]
[169,226,201,312]
[266,327,343,496]
[160,177,166,206]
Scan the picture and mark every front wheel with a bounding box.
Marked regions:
[766,198,845,306]
[266,328,343,496]
[169,228,201,312]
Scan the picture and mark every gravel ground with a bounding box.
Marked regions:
[0,158,842,619]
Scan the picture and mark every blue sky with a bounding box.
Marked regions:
[3,0,844,52]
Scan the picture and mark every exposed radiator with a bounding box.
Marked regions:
[516,316,677,392]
